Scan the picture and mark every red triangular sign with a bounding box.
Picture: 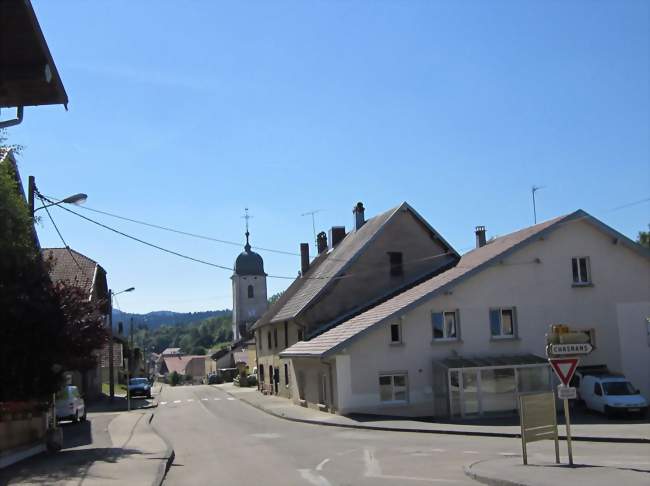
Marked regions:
[549,358,580,386]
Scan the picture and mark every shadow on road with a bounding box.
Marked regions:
[86,394,155,413]
[0,447,142,485]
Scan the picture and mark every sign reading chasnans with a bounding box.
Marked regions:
[549,343,593,355]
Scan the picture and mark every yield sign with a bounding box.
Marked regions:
[549,358,580,386]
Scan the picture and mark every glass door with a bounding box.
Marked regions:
[462,370,480,416]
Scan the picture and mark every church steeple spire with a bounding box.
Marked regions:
[243,207,251,252]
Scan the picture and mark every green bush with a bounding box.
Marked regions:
[169,371,180,386]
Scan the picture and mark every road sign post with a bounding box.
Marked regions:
[545,325,596,468]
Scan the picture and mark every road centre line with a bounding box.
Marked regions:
[173,400,181,403]
[226,397,236,401]
[160,401,167,405]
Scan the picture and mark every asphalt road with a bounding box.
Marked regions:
[153,385,649,486]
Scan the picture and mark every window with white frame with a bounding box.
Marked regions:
[378,373,408,403]
[571,257,591,285]
[490,308,516,338]
[432,311,459,340]
[390,322,402,344]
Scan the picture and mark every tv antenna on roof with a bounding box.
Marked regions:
[301,209,322,248]
[532,185,546,224]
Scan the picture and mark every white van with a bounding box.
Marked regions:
[55,385,86,422]
[578,374,648,418]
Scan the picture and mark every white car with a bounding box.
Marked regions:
[579,374,648,418]
[55,385,86,422]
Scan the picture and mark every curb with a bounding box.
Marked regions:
[147,412,175,486]
[220,388,650,444]
[463,460,523,486]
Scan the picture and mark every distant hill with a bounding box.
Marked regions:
[112,309,231,331]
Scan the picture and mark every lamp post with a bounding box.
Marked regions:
[108,287,135,400]
[28,175,87,218]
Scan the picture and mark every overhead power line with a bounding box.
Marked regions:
[37,194,84,271]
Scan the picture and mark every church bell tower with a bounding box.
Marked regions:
[231,209,268,342]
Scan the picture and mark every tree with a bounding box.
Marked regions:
[268,292,283,306]
[0,147,63,401]
[50,281,110,372]
[637,225,649,249]
[169,371,181,386]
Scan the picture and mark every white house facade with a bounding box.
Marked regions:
[282,210,650,419]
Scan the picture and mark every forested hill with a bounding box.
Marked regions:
[112,309,230,331]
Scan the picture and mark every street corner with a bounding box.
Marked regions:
[464,455,650,486]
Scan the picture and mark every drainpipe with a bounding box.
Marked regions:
[0,106,24,129]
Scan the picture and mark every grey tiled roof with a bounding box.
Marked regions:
[42,248,98,297]
[281,213,571,358]
[254,203,406,329]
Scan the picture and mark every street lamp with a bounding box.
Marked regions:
[108,287,135,400]
[28,175,88,217]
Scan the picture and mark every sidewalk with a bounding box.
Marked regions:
[464,455,650,486]
[0,410,172,486]
[216,383,650,443]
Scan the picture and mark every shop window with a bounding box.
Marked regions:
[489,308,516,338]
[378,373,408,403]
[432,311,459,340]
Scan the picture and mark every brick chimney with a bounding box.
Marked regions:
[300,243,310,275]
[316,231,328,254]
[475,226,487,248]
[329,226,346,248]
[353,202,365,230]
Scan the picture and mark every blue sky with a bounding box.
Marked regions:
[8,1,649,313]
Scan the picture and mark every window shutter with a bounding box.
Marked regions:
[513,307,519,338]
[432,312,444,339]
[455,309,461,341]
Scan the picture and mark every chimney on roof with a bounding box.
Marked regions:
[329,226,346,248]
[353,202,365,230]
[475,226,487,248]
[300,243,310,275]
[316,231,328,254]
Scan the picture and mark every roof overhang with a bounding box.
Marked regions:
[0,0,68,109]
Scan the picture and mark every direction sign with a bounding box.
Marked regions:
[557,385,577,400]
[549,343,593,355]
[549,358,580,386]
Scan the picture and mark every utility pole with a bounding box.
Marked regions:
[28,175,35,218]
[301,209,322,248]
[108,291,114,400]
[532,185,545,224]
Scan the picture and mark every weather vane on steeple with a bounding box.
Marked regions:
[242,207,252,251]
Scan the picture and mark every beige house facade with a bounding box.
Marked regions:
[254,201,459,399]
[282,210,650,418]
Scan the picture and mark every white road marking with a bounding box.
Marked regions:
[213,398,221,401]
[226,397,236,401]
[364,448,459,483]
[499,452,519,456]
[251,433,282,439]
[363,448,382,477]
[431,448,446,452]
[187,399,194,402]
[298,469,332,486]
[201,398,208,401]
[315,458,330,471]
[462,451,479,454]
[160,401,167,405]
[173,400,181,403]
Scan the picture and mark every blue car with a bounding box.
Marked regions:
[128,377,152,398]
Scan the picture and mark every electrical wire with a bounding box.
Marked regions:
[37,195,84,271]
[43,196,456,282]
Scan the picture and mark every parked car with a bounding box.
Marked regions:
[55,385,86,422]
[579,374,648,418]
[128,377,152,398]
[207,373,223,385]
